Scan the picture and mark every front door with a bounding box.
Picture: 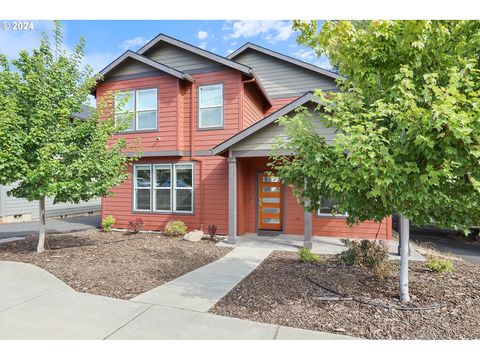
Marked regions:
[257,172,283,231]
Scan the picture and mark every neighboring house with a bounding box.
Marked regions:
[94,34,392,247]
[0,105,101,223]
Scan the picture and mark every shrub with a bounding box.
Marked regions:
[299,247,321,263]
[163,220,187,237]
[101,215,116,232]
[373,262,392,280]
[207,224,218,241]
[127,218,144,234]
[338,239,392,278]
[425,258,453,273]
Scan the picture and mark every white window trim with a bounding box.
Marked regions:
[199,84,224,129]
[133,163,194,214]
[133,164,152,212]
[136,88,158,131]
[173,163,194,213]
[317,198,348,217]
[153,164,172,212]
[115,88,158,132]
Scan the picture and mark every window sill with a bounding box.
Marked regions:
[115,128,158,134]
[315,214,349,219]
[132,210,195,216]
[197,126,224,131]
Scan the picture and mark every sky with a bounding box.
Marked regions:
[0,20,331,73]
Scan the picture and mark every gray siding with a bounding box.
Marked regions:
[144,43,219,72]
[0,184,100,220]
[231,107,336,152]
[107,58,156,77]
[234,49,337,98]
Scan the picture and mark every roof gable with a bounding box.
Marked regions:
[138,34,253,76]
[212,92,322,155]
[228,43,342,81]
[98,51,194,82]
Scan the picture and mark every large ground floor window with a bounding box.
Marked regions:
[133,163,194,213]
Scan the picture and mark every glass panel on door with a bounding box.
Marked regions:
[258,172,283,231]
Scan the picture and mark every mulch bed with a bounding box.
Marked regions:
[0,230,231,300]
[210,251,480,339]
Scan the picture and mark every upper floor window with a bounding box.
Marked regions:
[115,88,158,131]
[199,84,223,129]
[317,198,348,217]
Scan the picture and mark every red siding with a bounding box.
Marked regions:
[242,83,265,129]
[103,156,229,233]
[265,96,300,116]
[97,75,180,152]
[98,65,392,240]
[236,157,392,240]
[191,70,243,150]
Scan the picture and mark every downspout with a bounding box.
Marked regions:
[190,80,204,231]
[190,81,195,160]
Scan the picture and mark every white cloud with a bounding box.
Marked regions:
[223,20,294,43]
[198,41,207,50]
[230,41,237,47]
[292,49,316,61]
[225,49,235,55]
[119,37,148,51]
[197,31,208,40]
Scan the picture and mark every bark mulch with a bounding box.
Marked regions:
[210,251,480,339]
[0,230,231,300]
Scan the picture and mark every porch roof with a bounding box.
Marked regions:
[211,92,322,156]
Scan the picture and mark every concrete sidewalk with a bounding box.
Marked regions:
[132,247,272,312]
[0,261,355,340]
[226,233,425,261]
[0,215,100,242]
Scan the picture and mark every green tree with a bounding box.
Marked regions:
[271,20,480,301]
[0,21,134,252]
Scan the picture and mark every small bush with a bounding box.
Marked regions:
[299,247,321,263]
[127,218,144,234]
[373,262,393,280]
[338,239,392,278]
[102,215,116,232]
[163,220,187,237]
[207,224,218,241]
[425,258,453,273]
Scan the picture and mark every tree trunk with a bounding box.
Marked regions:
[399,214,410,302]
[37,197,46,253]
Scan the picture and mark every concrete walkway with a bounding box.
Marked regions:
[0,215,100,242]
[132,247,272,312]
[0,261,354,340]
[226,233,425,261]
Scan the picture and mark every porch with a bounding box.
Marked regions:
[225,153,392,249]
[221,233,425,261]
[226,154,314,248]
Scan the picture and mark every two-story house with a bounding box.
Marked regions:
[93,34,392,248]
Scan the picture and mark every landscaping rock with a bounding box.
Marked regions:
[184,230,204,242]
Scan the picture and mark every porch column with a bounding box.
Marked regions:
[303,179,313,249]
[227,155,237,244]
